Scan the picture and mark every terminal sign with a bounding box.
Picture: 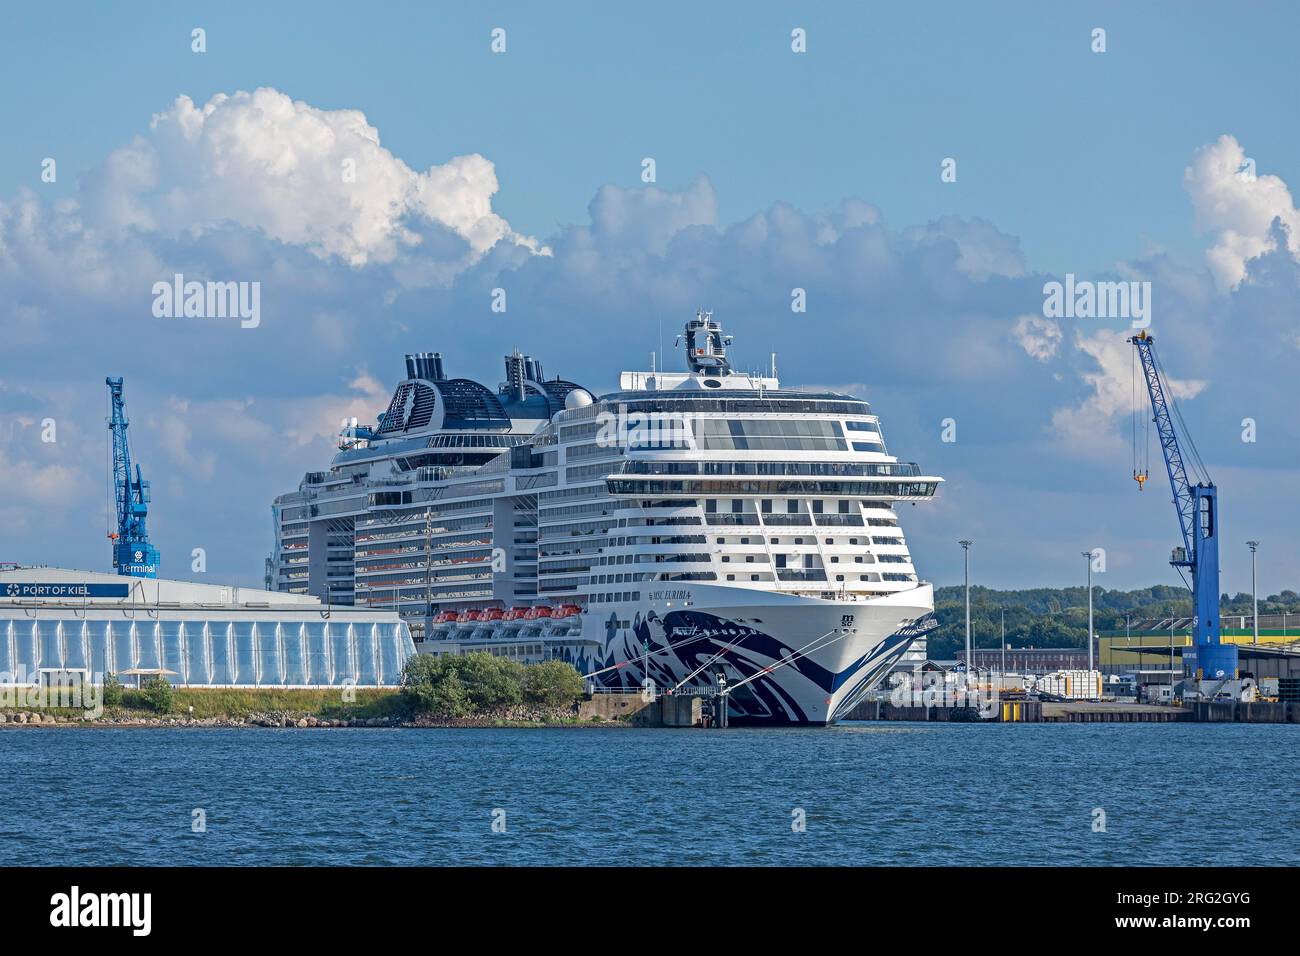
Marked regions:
[3,582,131,598]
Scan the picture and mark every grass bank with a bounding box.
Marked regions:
[167,687,404,720]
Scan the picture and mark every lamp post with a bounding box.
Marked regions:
[959,540,973,686]
[1247,541,1260,646]
[1000,607,1006,682]
[1082,550,1095,673]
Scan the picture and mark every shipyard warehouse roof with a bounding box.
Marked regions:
[0,567,415,688]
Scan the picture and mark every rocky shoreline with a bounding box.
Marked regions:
[0,707,623,729]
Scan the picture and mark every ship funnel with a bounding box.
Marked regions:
[431,352,445,380]
[404,354,418,379]
[504,352,527,402]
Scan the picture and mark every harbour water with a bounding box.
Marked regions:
[2,723,1295,866]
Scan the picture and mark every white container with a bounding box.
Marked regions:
[1035,669,1102,700]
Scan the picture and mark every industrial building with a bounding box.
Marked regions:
[967,648,1090,672]
[0,567,415,688]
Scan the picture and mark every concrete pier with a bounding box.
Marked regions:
[845,698,1300,723]
[577,692,703,727]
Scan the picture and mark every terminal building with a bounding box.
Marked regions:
[0,567,415,688]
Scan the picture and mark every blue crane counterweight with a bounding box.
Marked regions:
[106,376,160,578]
[1129,332,1235,681]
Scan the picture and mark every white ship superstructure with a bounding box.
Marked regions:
[272,312,942,724]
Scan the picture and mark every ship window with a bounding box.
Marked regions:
[812,500,823,513]
[786,499,798,514]
[717,537,725,544]
[745,556,754,563]
[839,500,849,514]
[693,418,846,451]
[836,575,845,582]
[705,500,717,513]
[761,499,772,513]
[751,575,759,581]
[726,574,735,581]
[731,499,742,513]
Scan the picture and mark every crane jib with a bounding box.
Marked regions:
[1127,333,1234,682]
[106,377,160,579]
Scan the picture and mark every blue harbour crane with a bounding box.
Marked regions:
[106,376,160,578]
[1129,331,1235,681]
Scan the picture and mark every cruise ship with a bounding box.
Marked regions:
[271,312,942,724]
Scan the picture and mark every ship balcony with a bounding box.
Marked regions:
[774,569,829,583]
[700,513,761,527]
[761,514,812,526]
[813,514,865,527]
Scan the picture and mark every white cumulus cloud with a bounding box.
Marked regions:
[1052,329,1204,451]
[1183,134,1300,292]
[80,87,544,270]
[1013,314,1062,361]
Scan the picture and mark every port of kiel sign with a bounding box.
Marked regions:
[3,582,132,598]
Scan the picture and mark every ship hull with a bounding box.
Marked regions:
[559,583,935,726]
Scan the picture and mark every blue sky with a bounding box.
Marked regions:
[2,1,1298,595]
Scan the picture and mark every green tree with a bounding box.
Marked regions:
[448,653,525,710]
[523,660,585,708]
[141,676,174,713]
[102,673,124,707]
[401,655,470,718]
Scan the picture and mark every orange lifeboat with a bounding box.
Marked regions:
[483,607,504,621]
